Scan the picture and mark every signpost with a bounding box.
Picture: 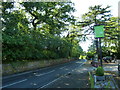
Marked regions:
[94,25,104,67]
[94,25,104,38]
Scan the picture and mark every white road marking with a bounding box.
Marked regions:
[3,66,53,79]
[35,70,55,77]
[39,77,61,89]
[2,79,27,88]
[60,66,66,69]
[78,63,85,67]
[79,60,87,66]
[3,60,80,79]
[76,61,82,63]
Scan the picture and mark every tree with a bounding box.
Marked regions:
[20,2,75,34]
[82,5,111,27]
[102,17,120,58]
[86,42,96,60]
[81,5,112,60]
[2,2,83,62]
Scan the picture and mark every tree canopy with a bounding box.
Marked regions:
[2,2,83,62]
[2,2,120,62]
[81,5,120,59]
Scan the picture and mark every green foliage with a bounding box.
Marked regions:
[81,5,111,31]
[81,5,120,59]
[2,2,83,63]
[86,43,95,59]
[71,43,83,58]
[103,17,120,58]
[86,52,95,60]
[96,66,104,76]
[20,2,75,32]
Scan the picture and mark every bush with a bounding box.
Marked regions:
[95,66,104,76]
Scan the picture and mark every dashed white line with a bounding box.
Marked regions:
[38,77,61,89]
[60,66,66,69]
[80,63,85,66]
[2,79,27,88]
[35,70,55,77]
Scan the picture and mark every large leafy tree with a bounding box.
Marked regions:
[20,2,80,58]
[2,2,83,62]
[20,2,75,34]
[102,17,120,58]
[81,5,111,30]
[82,5,120,58]
[2,2,30,61]
[81,5,112,60]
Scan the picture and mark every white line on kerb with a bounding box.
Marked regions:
[39,77,61,89]
[35,70,55,76]
[2,79,27,88]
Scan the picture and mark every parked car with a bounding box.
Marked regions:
[103,56,112,63]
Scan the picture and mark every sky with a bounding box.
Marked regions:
[71,0,120,52]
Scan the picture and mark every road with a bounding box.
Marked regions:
[2,59,87,89]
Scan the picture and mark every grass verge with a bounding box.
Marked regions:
[2,58,75,76]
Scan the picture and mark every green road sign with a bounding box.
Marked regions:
[94,25,104,38]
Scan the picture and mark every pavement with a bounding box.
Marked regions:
[47,59,119,88]
[103,60,119,75]
[102,60,120,89]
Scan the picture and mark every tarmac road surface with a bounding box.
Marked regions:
[2,59,87,89]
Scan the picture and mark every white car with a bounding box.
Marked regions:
[103,56,112,63]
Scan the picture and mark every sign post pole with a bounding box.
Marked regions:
[94,25,104,67]
[99,38,102,66]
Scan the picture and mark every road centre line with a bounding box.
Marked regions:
[38,77,61,89]
[2,79,27,88]
[60,66,66,69]
[35,70,55,77]
[38,61,86,89]
[80,63,85,66]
